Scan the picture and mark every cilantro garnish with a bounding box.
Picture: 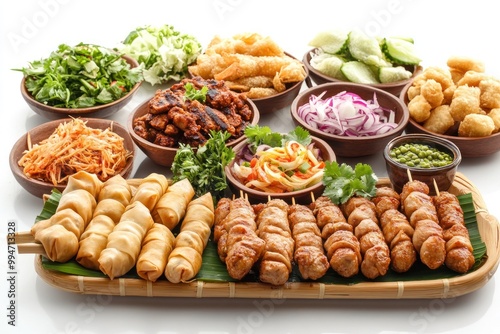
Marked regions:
[171,130,235,200]
[184,82,208,103]
[244,125,312,152]
[322,161,378,204]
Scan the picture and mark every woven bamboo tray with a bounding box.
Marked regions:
[22,173,500,299]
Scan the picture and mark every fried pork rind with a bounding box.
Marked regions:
[488,108,500,133]
[408,95,432,123]
[447,56,485,74]
[458,114,495,137]
[188,33,306,98]
[206,33,284,57]
[449,85,484,122]
[456,71,490,87]
[423,105,455,134]
[420,79,444,108]
[479,78,500,109]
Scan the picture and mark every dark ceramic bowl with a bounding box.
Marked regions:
[10,118,134,198]
[290,82,409,157]
[400,82,500,158]
[225,135,336,204]
[383,133,462,194]
[20,55,142,119]
[128,98,260,167]
[303,48,422,97]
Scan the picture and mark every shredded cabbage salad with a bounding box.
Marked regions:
[117,25,202,85]
[297,91,398,136]
[232,140,325,193]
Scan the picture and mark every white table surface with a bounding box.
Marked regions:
[1,1,500,333]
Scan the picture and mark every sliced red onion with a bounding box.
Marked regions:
[297,90,398,137]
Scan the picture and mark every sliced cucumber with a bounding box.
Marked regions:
[347,30,392,68]
[382,37,421,65]
[310,53,347,80]
[309,29,349,54]
[341,61,380,84]
[378,66,413,83]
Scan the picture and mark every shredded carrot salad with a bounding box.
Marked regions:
[18,118,132,186]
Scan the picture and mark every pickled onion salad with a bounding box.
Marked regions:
[297,90,397,136]
[231,125,326,193]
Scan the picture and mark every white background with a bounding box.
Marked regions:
[1,1,500,333]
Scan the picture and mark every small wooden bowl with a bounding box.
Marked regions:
[20,55,142,120]
[383,133,462,194]
[128,98,260,167]
[303,48,422,97]
[10,118,135,198]
[225,135,336,204]
[400,82,500,158]
[290,82,409,157]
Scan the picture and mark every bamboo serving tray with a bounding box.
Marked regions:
[21,173,500,299]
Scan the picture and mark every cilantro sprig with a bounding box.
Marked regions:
[322,161,378,204]
[184,82,208,103]
[171,130,235,200]
[244,125,311,153]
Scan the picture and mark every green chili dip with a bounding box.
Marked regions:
[389,143,453,168]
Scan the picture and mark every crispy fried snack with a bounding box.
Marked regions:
[423,105,455,134]
[458,114,495,137]
[488,108,500,133]
[420,79,444,108]
[449,85,483,122]
[479,78,500,109]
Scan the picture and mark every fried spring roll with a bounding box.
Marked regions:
[152,178,195,230]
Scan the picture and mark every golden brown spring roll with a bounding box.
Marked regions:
[76,175,132,270]
[152,178,195,230]
[34,225,79,263]
[165,193,214,283]
[136,223,175,282]
[62,170,103,198]
[98,201,154,279]
[130,173,169,211]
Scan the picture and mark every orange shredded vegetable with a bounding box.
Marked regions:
[18,118,132,186]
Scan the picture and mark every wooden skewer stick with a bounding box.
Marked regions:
[433,178,440,196]
[406,168,413,182]
[9,231,47,256]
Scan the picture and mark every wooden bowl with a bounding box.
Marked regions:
[303,48,422,97]
[383,133,462,194]
[10,118,135,198]
[400,82,500,158]
[128,98,260,167]
[20,55,142,120]
[225,135,336,204]
[290,82,409,157]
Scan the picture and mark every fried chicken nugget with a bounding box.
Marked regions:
[479,78,500,109]
[449,85,483,122]
[458,114,495,137]
[488,108,500,133]
[408,95,432,123]
[420,79,444,108]
[423,105,455,134]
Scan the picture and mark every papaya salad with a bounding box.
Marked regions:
[230,125,327,193]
